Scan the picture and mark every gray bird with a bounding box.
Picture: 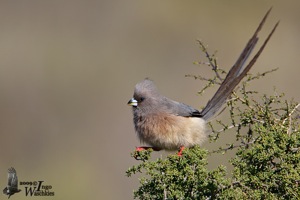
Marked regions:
[3,167,21,199]
[128,9,279,155]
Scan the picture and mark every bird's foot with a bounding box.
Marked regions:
[135,146,161,151]
[177,146,185,156]
[133,146,161,161]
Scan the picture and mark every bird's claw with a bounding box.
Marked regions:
[133,146,161,160]
[135,146,161,151]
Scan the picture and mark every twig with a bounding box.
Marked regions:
[185,74,222,85]
[196,40,224,82]
[282,103,300,125]
[210,139,255,154]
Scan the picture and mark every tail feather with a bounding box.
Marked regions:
[200,8,279,120]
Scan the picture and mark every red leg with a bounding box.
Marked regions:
[177,146,185,156]
[134,146,161,160]
[136,146,161,151]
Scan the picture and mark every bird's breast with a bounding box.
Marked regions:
[133,111,207,150]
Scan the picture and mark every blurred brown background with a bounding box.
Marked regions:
[0,1,299,199]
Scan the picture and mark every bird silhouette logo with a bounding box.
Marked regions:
[3,167,21,199]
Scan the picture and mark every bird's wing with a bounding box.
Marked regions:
[163,98,202,117]
[200,8,279,120]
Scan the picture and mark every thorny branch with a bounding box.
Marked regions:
[196,40,225,82]
[210,139,256,154]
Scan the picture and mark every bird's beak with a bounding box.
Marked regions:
[127,98,138,107]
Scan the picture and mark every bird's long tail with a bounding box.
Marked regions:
[200,8,279,121]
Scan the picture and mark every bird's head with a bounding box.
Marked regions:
[128,79,161,111]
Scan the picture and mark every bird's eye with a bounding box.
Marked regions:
[140,97,145,102]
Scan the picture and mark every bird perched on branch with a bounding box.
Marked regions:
[3,167,21,199]
[128,8,279,156]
